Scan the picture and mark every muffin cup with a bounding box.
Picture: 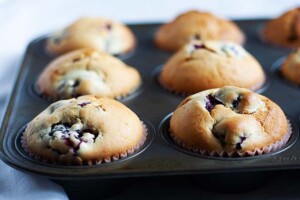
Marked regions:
[170,120,292,158]
[21,121,148,165]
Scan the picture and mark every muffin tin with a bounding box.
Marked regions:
[1,20,300,180]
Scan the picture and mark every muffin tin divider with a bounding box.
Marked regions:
[1,20,300,180]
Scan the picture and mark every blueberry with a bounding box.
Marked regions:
[240,135,247,142]
[73,141,83,154]
[205,95,222,112]
[72,80,80,88]
[50,124,68,136]
[78,102,91,107]
[193,44,216,53]
[194,44,204,49]
[236,142,242,150]
[232,95,241,109]
[49,123,98,155]
[236,134,247,150]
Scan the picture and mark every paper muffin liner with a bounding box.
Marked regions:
[170,120,292,157]
[21,121,148,165]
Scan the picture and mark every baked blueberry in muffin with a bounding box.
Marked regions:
[159,40,265,94]
[37,49,141,100]
[170,86,291,156]
[46,17,136,55]
[22,96,147,165]
[155,10,244,51]
[281,49,300,85]
[263,7,300,48]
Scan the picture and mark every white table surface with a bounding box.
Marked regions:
[0,0,300,199]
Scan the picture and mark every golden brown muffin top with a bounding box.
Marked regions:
[170,86,288,153]
[24,95,144,165]
[37,49,141,100]
[47,17,136,55]
[159,40,265,94]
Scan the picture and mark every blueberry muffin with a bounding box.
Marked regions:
[281,49,300,84]
[22,96,146,165]
[262,8,300,48]
[46,17,136,55]
[159,40,265,94]
[155,10,244,52]
[37,49,141,100]
[170,86,291,156]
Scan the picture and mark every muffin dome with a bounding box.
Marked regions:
[281,49,300,85]
[37,49,141,100]
[170,86,290,156]
[46,17,136,55]
[263,8,300,48]
[23,96,146,165]
[155,10,244,51]
[159,40,265,94]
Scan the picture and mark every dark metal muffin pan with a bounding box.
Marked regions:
[1,20,300,180]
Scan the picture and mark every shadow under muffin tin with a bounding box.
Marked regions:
[1,20,300,179]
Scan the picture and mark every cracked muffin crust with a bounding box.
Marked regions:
[155,10,244,52]
[23,96,146,165]
[170,86,290,156]
[263,8,300,48]
[46,17,136,55]
[159,40,265,94]
[281,49,300,85]
[37,49,141,100]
